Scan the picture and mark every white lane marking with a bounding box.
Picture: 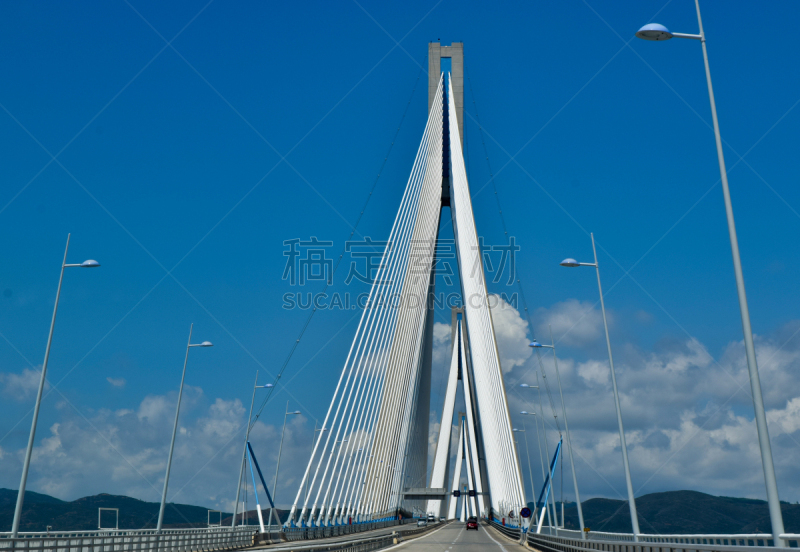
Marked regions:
[483,524,510,552]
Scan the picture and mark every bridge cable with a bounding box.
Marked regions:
[465,69,562,436]
[290,71,439,525]
[247,67,425,432]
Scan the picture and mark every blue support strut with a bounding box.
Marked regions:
[248,441,275,509]
[536,438,562,533]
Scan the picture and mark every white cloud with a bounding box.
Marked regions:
[433,322,450,345]
[768,397,800,435]
[497,299,800,503]
[1,367,45,400]
[137,394,171,423]
[107,377,126,388]
[0,385,317,512]
[533,299,605,348]
[3,298,799,515]
[644,338,712,375]
[577,359,609,387]
[432,322,452,367]
[489,294,531,373]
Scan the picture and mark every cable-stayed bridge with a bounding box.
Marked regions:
[2,40,799,552]
[284,52,525,529]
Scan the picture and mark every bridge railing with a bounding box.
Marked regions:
[528,528,800,551]
[488,518,521,541]
[282,518,403,541]
[0,517,412,551]
[0,526,256,552]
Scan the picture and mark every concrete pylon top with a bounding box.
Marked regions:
[428,42,463,143]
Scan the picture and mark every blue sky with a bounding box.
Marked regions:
[2,0,800,515]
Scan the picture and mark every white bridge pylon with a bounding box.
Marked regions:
[430,317,483,519]
[286,74,525,527]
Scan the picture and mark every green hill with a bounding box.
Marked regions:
[552,490,800,534]
[0,489,231,532]
[5,488,800,533]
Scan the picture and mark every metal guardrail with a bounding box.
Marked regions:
[268,520,448,552]
[269,533,396,552]
[528,529,800,552]
[282,519,403,542]
[0,526,256,552]
[488,518,522,541]
[0,518,440,552]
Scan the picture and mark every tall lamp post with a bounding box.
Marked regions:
[11,234,100,538]
[520,405,555,531]
[156,325,212,532]
[561,232,639,540]
[266,403,302,528]
[517,385,541,510]
[512,427,535,527]
[511,428,533,502]
[530,329,586,539]
[232,377,273,527]
[635,4,786,545]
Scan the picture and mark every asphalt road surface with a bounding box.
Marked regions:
[253,520,448,551]
[386,521,522,551]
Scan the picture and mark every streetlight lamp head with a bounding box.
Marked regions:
[529,341,542,348]
[560,258,580,267]
[264,383,274,388]
[520,411,529,415]
[292,411,301,414]
[520,383,529,388]
[80,260,100,268]
[199,341,213,347]
[636,23,673,41]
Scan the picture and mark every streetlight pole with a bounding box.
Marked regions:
[521,381,557,532]
[267,403,302,528]
[156,325,212,532]
[512,427,534,505]
[635,5,786,545]
[535,373,559,532]
[11,234,100,538]
[232,375,273,527]
[512,426,535,531]
[520,410,553,527]
[560,233,639,540]
[530,328,586,539]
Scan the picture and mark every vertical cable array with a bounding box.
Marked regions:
[287,76,444,526]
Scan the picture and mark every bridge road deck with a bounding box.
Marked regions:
[246,520,523,551]
[247,521,444,551]
[389,521,523,551]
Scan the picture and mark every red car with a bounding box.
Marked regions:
[466,516,478,530]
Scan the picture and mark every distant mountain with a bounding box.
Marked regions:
[5,488,800,534]
[540,490,800,534]
[0,489,64,508]
[0,489,231,532]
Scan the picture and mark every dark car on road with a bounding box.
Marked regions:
[466,516,478,530]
